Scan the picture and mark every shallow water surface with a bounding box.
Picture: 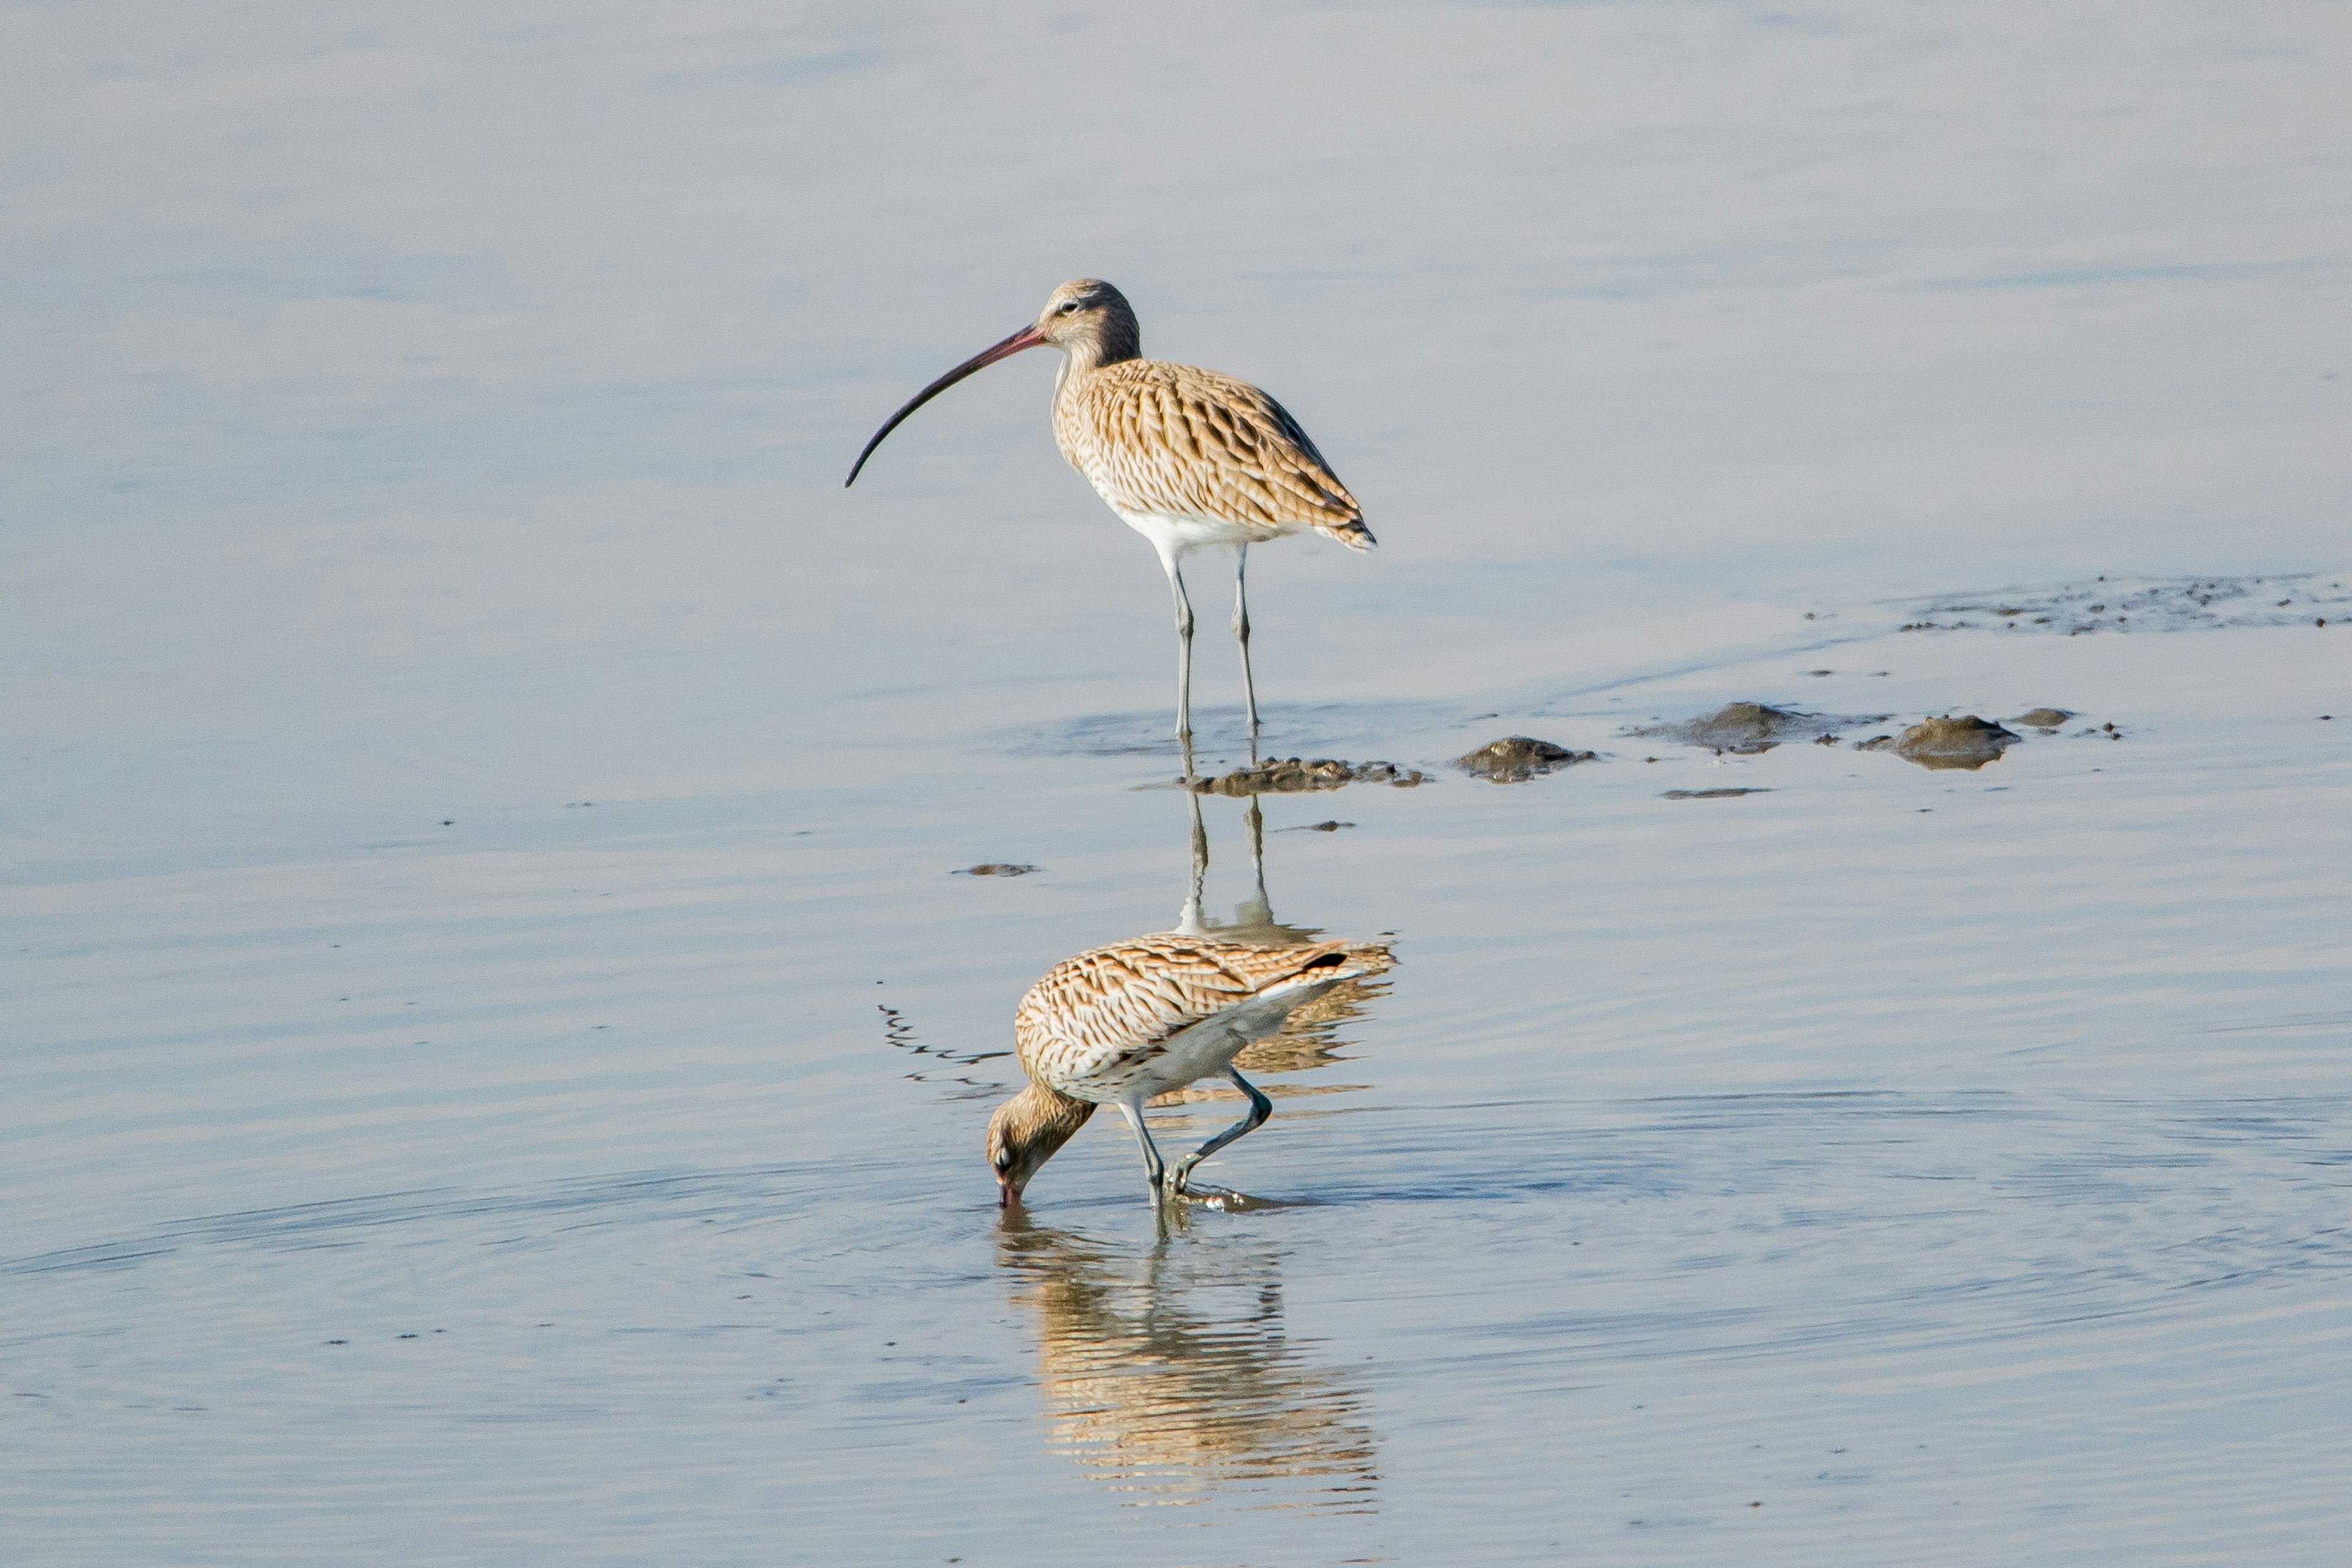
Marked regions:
[10,608,2350,1565]
[8,3,2352,1565]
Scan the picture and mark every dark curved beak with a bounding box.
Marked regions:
[845,323,1048,487]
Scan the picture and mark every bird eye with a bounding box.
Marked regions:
[1058,301,1080,315]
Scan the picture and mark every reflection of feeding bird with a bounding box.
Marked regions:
[846,279,1373,758]
[989,934,1388,1206]
[996,1216,1379,1509]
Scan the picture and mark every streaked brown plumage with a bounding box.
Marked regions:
[1054,358,1369,549]
[848,279,1373,756]
[987,932,1387,1206]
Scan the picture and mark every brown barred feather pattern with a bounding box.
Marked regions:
[1013,933,1368,1098]
[1054,361,1373,549]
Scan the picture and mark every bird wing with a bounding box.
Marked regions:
[1014,936,1363,1088]
[1065,362,1373,549]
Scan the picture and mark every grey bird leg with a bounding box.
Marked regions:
[1234,793,1272,930]
[1158,546,1196,764]
[1175,789,1210,937]
[1169,1066,1273,1194]
[1233,545,1260,748]
[1117,1099,1169,1202]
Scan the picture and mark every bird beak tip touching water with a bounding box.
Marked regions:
[844,322,1051,488]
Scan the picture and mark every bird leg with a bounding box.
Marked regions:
[1233,545,1260,748]
[1159,548,1197,768]
[1116,1099,1169,1202]
[1174,789,1210,937]
[1234,793,1272,929]
[1168,1066,1273,1194]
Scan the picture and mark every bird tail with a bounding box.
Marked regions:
[1316,516,1376,552]
[1254,935,1392,996]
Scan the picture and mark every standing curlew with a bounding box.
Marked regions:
[988,933,1385,1207]
[846,280,1373,761]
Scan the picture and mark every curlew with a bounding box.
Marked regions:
[846,280,1373,761]
[988,933,1385,1207]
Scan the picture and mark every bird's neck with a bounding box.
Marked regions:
[1005,1080,1095,1141]
[1060,318,1143,386]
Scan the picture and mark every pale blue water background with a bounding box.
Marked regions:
[6,4,2351,1564]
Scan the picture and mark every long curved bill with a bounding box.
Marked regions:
[845,323,1047,486]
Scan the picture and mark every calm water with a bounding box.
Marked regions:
[7,4,2351,1564]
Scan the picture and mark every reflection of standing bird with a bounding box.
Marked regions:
[846,279,1374,757]
[988,933,1385,1205]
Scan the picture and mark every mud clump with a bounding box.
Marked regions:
[1894,715,2019,771]
[1454,736,1599,782]
[957,863,1037,876]
[1686,702,1799,752]
[1189,758,1425,796]
[1660,788,1771,799]
[1629,702,1881,754]
[2013,708,2074,730]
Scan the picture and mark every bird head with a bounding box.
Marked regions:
[845,279,1140,486]
[986,1083,1097,1208]
[1033,279,1140,364]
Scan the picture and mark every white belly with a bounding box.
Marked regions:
[1114,508,1295,559]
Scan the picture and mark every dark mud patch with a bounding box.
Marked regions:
[1627,702,1888,754]
[1278,820,1355,832]
[1188,758,1427,796]
[956,863,1038,876]
[1660,787,1772,799]
[1894,574,2351,636]
[2013,708,2074,731]
[1454,736,1600,783]
[1891,715,2018,771]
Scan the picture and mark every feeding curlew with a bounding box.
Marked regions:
[988,932,1387,1207]
[846,280,1373,763]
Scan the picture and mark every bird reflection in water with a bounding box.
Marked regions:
[997,1208,1380,1511]
[1164,789,1392,1099]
